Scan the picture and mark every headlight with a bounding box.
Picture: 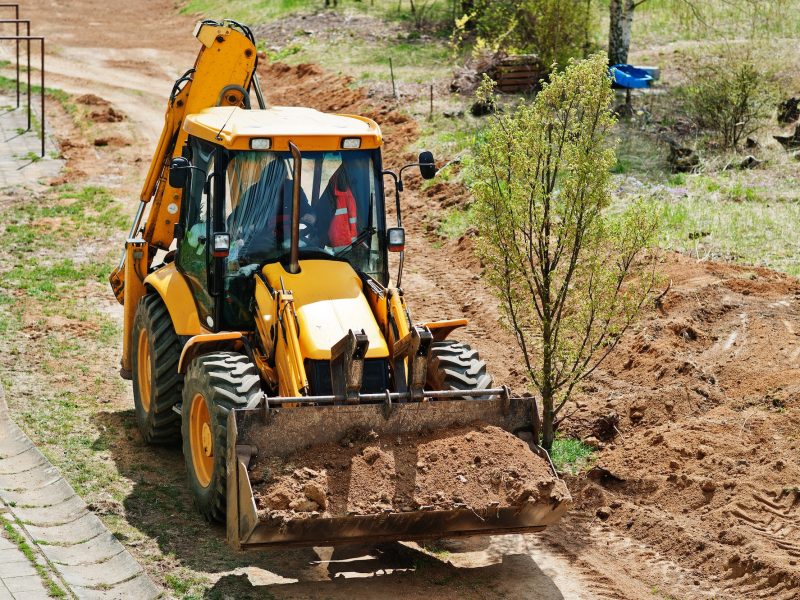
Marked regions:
[250,138,272,150]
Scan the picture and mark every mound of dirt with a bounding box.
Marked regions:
[75,93,109,106]
[556,253,800,599]
[259,61,418,165]
[89,106,125,123]
[251,424,566,523]
[93,136,130,148]
[74,93,126,122]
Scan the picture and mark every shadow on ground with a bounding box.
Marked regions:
[93,409,578,599]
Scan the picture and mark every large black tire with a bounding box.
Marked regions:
[181,352,261,523]
[131,294,182,444]
[426,340,494,396]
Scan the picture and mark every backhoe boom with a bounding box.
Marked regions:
[111,20,260,376]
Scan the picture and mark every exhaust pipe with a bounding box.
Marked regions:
[288,141,302,274]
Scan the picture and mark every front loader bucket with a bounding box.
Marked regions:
[226,396,571,549]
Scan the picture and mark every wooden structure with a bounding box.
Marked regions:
[494,54,545,94]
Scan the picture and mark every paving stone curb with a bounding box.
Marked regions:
[0,92,63,189]
[0,386,162,599]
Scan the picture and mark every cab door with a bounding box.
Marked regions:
[176,139,215,329]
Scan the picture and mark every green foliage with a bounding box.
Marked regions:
[462,0,595,67]
[679,51,779,149]
[469,54,659,449]
[550,437,595,474]
[437,204,476,238]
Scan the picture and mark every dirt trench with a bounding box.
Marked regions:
[7,2,800,599]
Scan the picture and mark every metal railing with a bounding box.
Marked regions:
[0,21,30,121]
[0,34,43,156]
[0,5,46,157]
[0,5,20,106]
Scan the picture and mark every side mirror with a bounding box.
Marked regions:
[418,151,437,180]
[387,227,405,252]
[169,157,190,188]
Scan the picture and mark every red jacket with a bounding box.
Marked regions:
[328,181,357,247]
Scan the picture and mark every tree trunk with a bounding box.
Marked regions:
[541,386,555,450]
[541,318,555,450]
[608,0,637,65]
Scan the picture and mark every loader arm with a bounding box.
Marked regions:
[110,20,260,304]
[111,20,261,376]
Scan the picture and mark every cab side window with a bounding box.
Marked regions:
[177,141,215,328]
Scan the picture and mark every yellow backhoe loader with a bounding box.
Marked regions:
[110,20,570,549]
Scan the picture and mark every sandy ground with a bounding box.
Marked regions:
[5,2,798,599]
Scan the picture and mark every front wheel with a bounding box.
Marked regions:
[426,340,494,398]
[181,352,262,523]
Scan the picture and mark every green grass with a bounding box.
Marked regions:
[165,571,209,598]
[289,33,457,88]
[550,437,595,474]
[437,204,475,239]
[418,110,479,164]
[612,128,669,179]
[181,0,459,88]
[606,0,800,46]
[619,165,800,277]
[3,185,128,252]
[181,0,316,21]
[3,259,109,300]
[0,74,77,116]
[0,185,127,502]
[0,516,67,597]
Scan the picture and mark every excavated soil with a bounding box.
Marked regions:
[252,424,566,523]
[541,254,800,599]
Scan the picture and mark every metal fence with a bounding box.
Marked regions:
[0,5,45,157]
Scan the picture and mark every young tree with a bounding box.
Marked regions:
[470,54,658,450]
[682,55,779,149]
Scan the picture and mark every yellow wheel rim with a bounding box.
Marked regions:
[190,393,214,488]
[137,329,152,412]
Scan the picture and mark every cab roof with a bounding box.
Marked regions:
[183,106,383,152]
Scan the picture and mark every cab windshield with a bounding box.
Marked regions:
[224,149,386,281]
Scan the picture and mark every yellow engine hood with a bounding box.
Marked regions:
[261,260,389,360]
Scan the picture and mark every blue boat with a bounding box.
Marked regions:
[609,64,653,89]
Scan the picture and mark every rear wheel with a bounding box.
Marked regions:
[131,294,182,444]
[181,352,261,523]
[426,340,493,397]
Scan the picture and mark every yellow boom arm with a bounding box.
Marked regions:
[112,20,260,375]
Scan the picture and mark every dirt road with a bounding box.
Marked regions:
[7,2,798,599]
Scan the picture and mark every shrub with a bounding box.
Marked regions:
[460,0,595,68]
[681,53,779,149]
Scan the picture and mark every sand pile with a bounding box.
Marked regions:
[250,424,566,523]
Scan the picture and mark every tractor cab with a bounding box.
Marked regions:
[168,106,424,332]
